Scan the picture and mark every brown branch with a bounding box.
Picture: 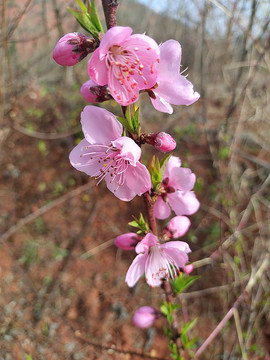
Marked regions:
[143,192,157,235]
[101,0,119,29]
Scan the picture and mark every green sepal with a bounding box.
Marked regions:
[148,155,162,191]
[128,213,149,234]
[171,273,200,295]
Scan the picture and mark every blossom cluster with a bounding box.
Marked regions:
[53,24,200,328]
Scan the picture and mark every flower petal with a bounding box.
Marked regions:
[124,162,152,196]
[99,26,133,57]
[155,40,181,80]
[153,196,171,220]
[136,233,158,254]
[126,34,160,65]
[81,106,122,145]
[169,167,196,191]
[164,156,181,179]
[162,240,191,254]
[155,75,200,106]
[88,48,108,85]
[168,191,200,216]
[112,137,141,165]
[125,253,147,287]
[69,139,106,176]
[161,247,189,269]
[150,93,173,114]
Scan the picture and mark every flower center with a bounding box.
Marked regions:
[105,44,154,104]
[149,246,178,282]
[81,144,129,189]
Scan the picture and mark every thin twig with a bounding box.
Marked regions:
[0,182,93,243]
[194,256,270,358]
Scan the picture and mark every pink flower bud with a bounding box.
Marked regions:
[114,233,141,251]
[53,33,97,66]
[149,132,176,152]
[184,264,194,274]
[80,80,112,103]
[133,306,156,328]
[163,216,191,239]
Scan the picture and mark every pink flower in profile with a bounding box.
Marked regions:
[149,40,200,114]
[88,26,159,106]
[148,132,176,152]
[154,156,200,220]
[133,306,157,328]
[115,233,141,251]
[53,33,96,66]
[163,216,191,239]
[80,80,111,103]
[69,106,151,201]
[125,233,191,287]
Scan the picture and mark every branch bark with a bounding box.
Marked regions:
[101,0,119,29]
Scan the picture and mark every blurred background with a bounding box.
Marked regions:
[1,0,270,359]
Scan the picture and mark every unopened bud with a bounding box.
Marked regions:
[81,80,112,103]
[53,33,97,66]
[114,233,141,251]
[163,216,191,239]
[149,132,176,152]
[133,306,157,328]
[184,264,194,274]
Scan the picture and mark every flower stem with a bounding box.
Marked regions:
[101,0,119,29]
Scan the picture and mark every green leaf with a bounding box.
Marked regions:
[88,0,103,33]
[171,273,200,294]
[67,8,98,37]
[116,116,134,134]
[148,156,162,191]
[128,213,149,233]
[76,0,87,12]
[181,318,197,335]
[131,104,141,135]
[160,304,169,316]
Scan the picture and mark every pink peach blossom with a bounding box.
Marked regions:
[150,40,200,114]
[133,306,157,328]
[88,26,159,106]
[69,106,151,201]
[154,156,200,220]
[125,233,191,287]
